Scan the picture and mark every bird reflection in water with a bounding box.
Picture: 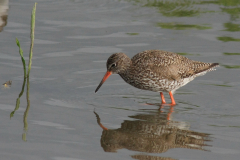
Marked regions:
[94,105,211,158]
[131,154,176,160]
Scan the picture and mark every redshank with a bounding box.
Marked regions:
[95,50,219,105]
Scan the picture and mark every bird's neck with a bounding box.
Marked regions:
[118,59,133,81]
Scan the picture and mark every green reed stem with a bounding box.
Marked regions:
[27,2,36,77]
[16,39,26,78]
[10,3,37,119]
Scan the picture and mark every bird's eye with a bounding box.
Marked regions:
[111,63,116,68]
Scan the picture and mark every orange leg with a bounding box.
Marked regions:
[160,92,166,104]
[169,91,176,105]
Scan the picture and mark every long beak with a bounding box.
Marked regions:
[95,71,112,93]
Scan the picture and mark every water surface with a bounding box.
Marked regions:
[0,0,240,160]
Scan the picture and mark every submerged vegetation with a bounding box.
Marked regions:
[157,23,211,30]
[126,32,139,35]
[128,0,240,18]
[217,36,240,42]
[223,52,240,55]
[222,65,240,69]
[128,0,240,31]
[223,22,240,32]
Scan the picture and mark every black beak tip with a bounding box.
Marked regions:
[95,87,99,93]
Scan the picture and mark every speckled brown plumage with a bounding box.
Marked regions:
[95,50,219,105]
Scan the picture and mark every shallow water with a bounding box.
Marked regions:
[0,0,240,159]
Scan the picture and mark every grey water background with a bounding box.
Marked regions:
[0,0,240,159]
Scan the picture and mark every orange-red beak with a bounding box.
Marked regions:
[95,71,112,93]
